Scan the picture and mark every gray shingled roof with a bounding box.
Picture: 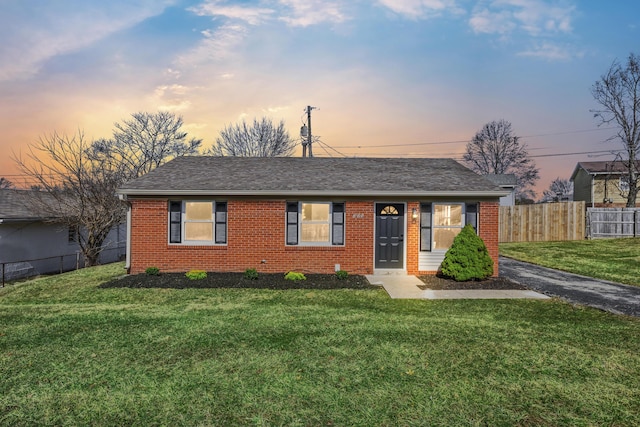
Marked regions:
[0,189,52,222]
[118,157,506,197]
[570,160,640,181]
[484,174,517,187]
[574,161,640,174]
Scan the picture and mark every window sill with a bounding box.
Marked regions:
[285,245,345,251]
[167,244,227,249]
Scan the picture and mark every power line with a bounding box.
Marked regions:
[316,140,349,158]
[529,149,620,159]
[330,126,617,149]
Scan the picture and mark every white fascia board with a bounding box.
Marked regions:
[117,189,510,198]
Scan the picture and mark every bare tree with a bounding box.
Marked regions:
[207,117,295,157]
[541,177,573,202]
[13,112,202,266]
[92,111,202,179]
[13,131,125,266]
[0,177,13,189]
[591,53,640,207]
[463,119,539,201]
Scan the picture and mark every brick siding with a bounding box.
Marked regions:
[129,199,374,275]
[128,199,501,276]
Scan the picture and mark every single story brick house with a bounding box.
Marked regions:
[117,157,507,276]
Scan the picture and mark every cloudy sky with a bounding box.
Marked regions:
[1,0,638,196]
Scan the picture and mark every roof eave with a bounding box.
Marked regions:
[0,217,48,223]
[117,189,509,198]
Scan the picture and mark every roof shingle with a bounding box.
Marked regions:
[0,189,52,221]
[118,157,504,197]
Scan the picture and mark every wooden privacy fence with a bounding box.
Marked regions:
[587,208,640,238]
[499,201,585,243]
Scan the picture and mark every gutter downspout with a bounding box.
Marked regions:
[591,174,595,208]
[119,194,132,274]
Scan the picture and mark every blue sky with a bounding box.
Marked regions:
[1,0,639,196]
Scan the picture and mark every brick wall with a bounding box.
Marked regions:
[129,199,375,275]
[129,198,501,276]
[479,201,500,276]
[406,201,420,275]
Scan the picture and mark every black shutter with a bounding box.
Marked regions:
[215,202,227,244]
[420,203,432,251]
[332,203,344,245]
[465,203,478,232]
[286,202,298,245]
[169,201,182,243]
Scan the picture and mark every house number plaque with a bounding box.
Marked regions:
[352,213,364,219]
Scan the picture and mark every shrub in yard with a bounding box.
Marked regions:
[336,270,349,280]
[185,270,207,280]
[440,224,493,281]
[284,271,306,281]
[145,267,160,276]
[244,268,259,280]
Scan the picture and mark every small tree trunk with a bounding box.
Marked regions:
[83,251,100,267]
[627,182,638,207]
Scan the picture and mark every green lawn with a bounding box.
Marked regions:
[1,263,639,426]
[500,237,640,286]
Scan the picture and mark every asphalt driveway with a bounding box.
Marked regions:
[499,256,640,318]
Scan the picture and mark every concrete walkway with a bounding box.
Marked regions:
[500,257,640,317]
[366,274,549,300]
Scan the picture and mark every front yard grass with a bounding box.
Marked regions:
[1,263,639,425]
[500,237,640,286]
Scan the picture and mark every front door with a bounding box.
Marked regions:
[375,203,404,269]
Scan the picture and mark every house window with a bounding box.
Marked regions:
[433,204,463,250]
[169,201,227,245]
[420,203,478,251]
[286,202,344,246]
[68,225,79,244]
[620,176,630,193]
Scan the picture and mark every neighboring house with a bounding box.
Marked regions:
[0,189,125,282]
[484,174,517,206]
[117,157,507,276]
[571,161,640,207]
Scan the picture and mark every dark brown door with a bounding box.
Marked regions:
[375,203,404,269]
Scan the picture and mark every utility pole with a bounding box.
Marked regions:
[301,106,316,157]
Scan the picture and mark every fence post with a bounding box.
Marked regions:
[635,209,638,238]
[76,252,80,270]
[60,255,64,274]
[1,263,4,287]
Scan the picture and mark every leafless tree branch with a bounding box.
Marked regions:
[591,53,640,206]
[462,119,540,201]
[207,117,295,157]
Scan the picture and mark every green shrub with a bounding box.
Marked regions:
[284,271,306,281]
[185,270,207,280]
[336,270,349,280]
[440,224,493,281]
[244,268,259,280]
[145,267,160,276]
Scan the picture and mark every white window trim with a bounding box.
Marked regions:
[298,202,332,246]
[168,200,227,246]
[431,202,465,252]
[286,201,345,247]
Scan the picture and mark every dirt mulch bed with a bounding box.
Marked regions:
[99,272,377,290]
[418,275,528,290]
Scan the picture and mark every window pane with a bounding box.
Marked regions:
[302,203,329,221]
[185,223,213,241]
[185,202,212,221]
[433,228,461,250]
[301,224,330,242]
[434,204,462,226]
